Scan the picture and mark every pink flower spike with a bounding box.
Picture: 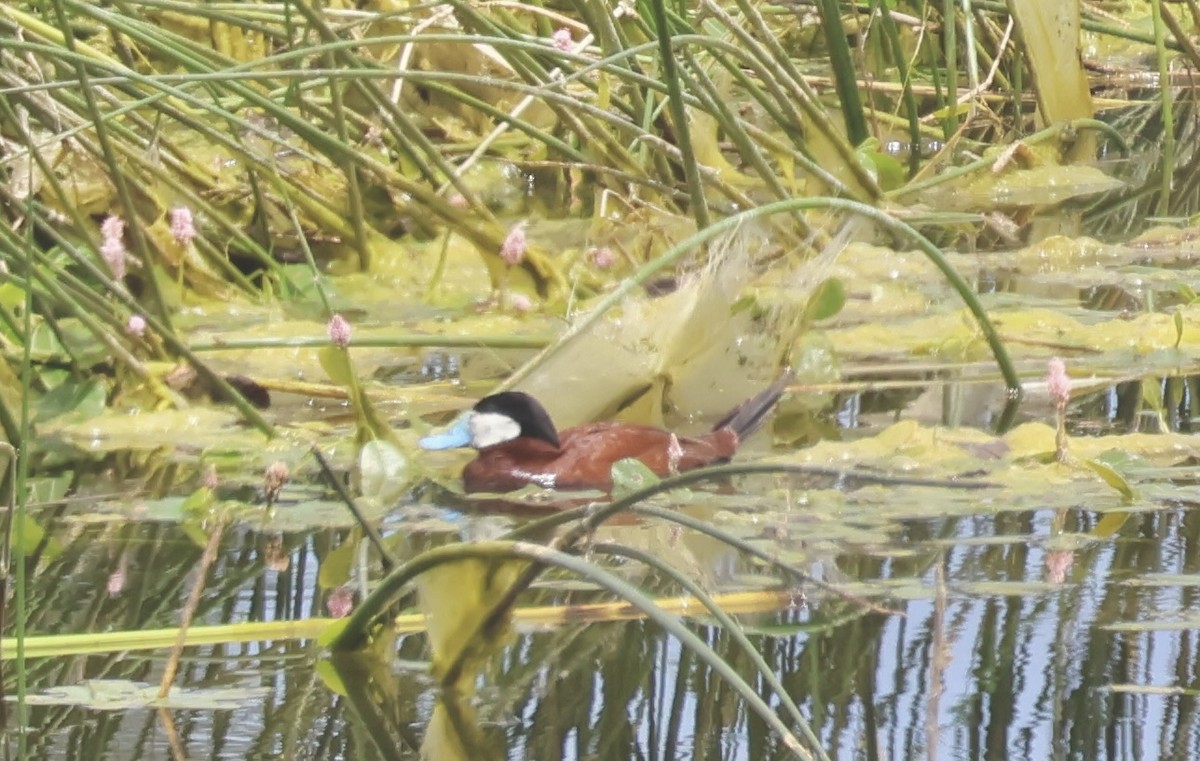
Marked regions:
[1047,357,1071,409]
[170,207,197,246]
[106,567,125,597]
[202,464,219,490]
[590,246,616,269]
[510,293,533,313]
[100,215,127,280]
[552,28,572,51]
[101,215,125,241]
[500,222,528,266]
[1045,548,1075,584]
[264,534,289,572]
[328,314,351,348]
[327,586,355,618]
[126,314,147,337]
[107,553,131,597]
[101,240,126,279]
[264,460,290,505]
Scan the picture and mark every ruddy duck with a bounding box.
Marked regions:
[420,374,790,493]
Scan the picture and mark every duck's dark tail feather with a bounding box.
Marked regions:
[712,369,793,440]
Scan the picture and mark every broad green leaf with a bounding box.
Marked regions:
[12,512,47,556]
[37,367,69,390]
[1081,459,1135,502]
[0,282,24,312]
[28,321,66,361]
[1139,377,1166,426]
[27,475,71,506]
[418,558,524,693]
[33,378,108,424]
[314,657,348,694]
[359,439,410,504]
[1008,0,1093,162]
[856,145,905,191]
[610,457,660,498]
[58,319,115,367]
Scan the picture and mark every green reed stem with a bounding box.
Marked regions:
[1159,3,1200,71]
[815,0,867,145]
[593,542,830,761]
[680,51,793,202]
[345,466,856,650]
[0,80,275,288]
[14,178,33,760]
[941,0,959,136]
[647,0,709,229]
[874,0,922,176]
[626,504,897,615]
[725,0,880,200]
[22,229,275,435]
[1151,0,1175,216]
[330,540,816,758]
[960,0,980,101]
[955,0,1184,50]
[48,0,173,332]
[279,201,333,314]
[45,5,510,255]
[324,52,371,270]
[0,619,335,659]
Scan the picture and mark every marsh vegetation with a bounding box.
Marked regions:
[3,0,1200,758]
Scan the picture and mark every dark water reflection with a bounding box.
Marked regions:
[6,500,1200,760]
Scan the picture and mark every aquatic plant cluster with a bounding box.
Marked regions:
[2,0,1200,759]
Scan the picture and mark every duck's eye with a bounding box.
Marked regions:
[468,412,522,448]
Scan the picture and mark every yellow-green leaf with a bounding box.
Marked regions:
[1092,511,1132,538]
[318,346,354,386]
[319,535,358,589]
[803,278,846,324]
[1082,459,1135,502]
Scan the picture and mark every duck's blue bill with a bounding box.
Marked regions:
[419,415,472,450]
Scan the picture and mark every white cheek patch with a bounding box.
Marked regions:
[469,411,523,449]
